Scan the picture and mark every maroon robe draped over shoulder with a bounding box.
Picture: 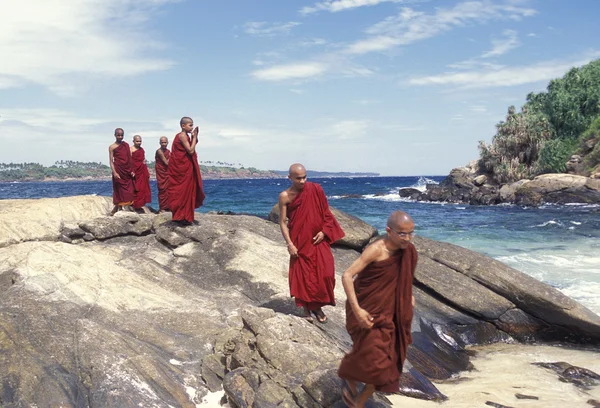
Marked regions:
[287,182,345,310]
[338,243,418,392]
[155,148,170,211]
[111,142,134,205]
[131,147,151,209]
[168,133,205,222]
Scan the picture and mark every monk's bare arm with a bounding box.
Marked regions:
[109,145,119,179]
[341,242,384,329]
[156,149,169,166]
[179,128,198,155]
[278,191,298,257]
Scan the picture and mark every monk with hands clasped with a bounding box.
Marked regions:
[338,211,418,408]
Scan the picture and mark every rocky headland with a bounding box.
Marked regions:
[401,160,600,206]
[0,196,599,407]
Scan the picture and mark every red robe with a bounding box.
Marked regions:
[155,148,170,211]
[111,142,135,205]
[131,147,151,209]
[287,182,345,310]
[168,133,205,222]
[338,243,418,392]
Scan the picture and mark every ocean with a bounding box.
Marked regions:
[1,176,599,315]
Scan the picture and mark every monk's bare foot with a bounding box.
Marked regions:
[312,308,327,323]
[341,379,357,407]
[354,384,375,408]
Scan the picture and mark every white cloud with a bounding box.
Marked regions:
[345,1,536,55]
[329,120,370,140]
[251,62,328,81]
[409,53,600,88]
[0,0,176,95]
[300,0,425,15]
[244,21,301,37]
[481,29,520,58]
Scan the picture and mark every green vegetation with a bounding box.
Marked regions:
[479,58,600,182]
[0,161,110,181]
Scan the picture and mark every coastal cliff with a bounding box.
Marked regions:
[0,196,599,407]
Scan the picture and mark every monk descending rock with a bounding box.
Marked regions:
[168,117,205,225]
[130,135,152,213]
[338,211,418,408]
[155,136,170,212]
[109,128,135,215]
[278,163,345,323]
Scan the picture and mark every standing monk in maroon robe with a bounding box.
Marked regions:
[155,136,170,212]
[168,117,205,226]
[278,163,345,323]
[130,135,152,213]
[109,128,135,215]
[338,211,417,408]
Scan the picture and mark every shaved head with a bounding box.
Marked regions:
[114,127,124,135]
[159,136,168,143]
[180,116,193,126]
[289,163,306,176]
[387,211,414,229]
[133,135,142,142]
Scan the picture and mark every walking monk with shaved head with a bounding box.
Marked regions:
[168,117,205,226]
[338,211,418,408]
[278,163,345,323]
[155,136,170,212]
[109,128,135,215]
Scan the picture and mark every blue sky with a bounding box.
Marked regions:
[1,0,599,176]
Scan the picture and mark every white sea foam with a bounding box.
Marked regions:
[532,220,563,228]
[570,221,582,225]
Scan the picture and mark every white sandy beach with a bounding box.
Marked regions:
[389,343,600,408]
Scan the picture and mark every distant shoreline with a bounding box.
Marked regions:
[0,174,386,183]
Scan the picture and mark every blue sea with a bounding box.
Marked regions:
[1,176,599,315]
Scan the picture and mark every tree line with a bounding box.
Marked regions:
[479,58,600,182]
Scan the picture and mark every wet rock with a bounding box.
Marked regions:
[398,188,422,199]
[223,368,256,408]
[515,174,600,205]
[533,362,600,389]
[302,369,342,407]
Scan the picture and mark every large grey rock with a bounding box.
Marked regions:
[1,196,599,408]
[0,195,112,247]
[268,204,378,250]
[515,174,600,205]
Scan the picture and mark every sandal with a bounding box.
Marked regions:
[312,308,328,323]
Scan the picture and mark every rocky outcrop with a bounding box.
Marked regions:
[407,167,600,206]
[1,196,599,407]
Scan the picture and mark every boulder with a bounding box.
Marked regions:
[268,204,378,251]
[566,154,585,175]
[441,167,475,189]
[398,188,422,200]
[514,174,600,205]
[0,195,112,248]
[473,174,488,186]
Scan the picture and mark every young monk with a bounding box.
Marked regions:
[338,211,418,408]
[130,135,152,213]
[109,128,135,215]
[155,136,170,212]
[168,117,205,225]
[278,163,345,323]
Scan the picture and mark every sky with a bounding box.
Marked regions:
[1,0,599,176]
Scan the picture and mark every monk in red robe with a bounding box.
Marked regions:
[109,128,135,215]
[155,136,170,212]
[130,135,152,213]
[278,163,345,323]
[168,117,205,225]
[338,211,418,408]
